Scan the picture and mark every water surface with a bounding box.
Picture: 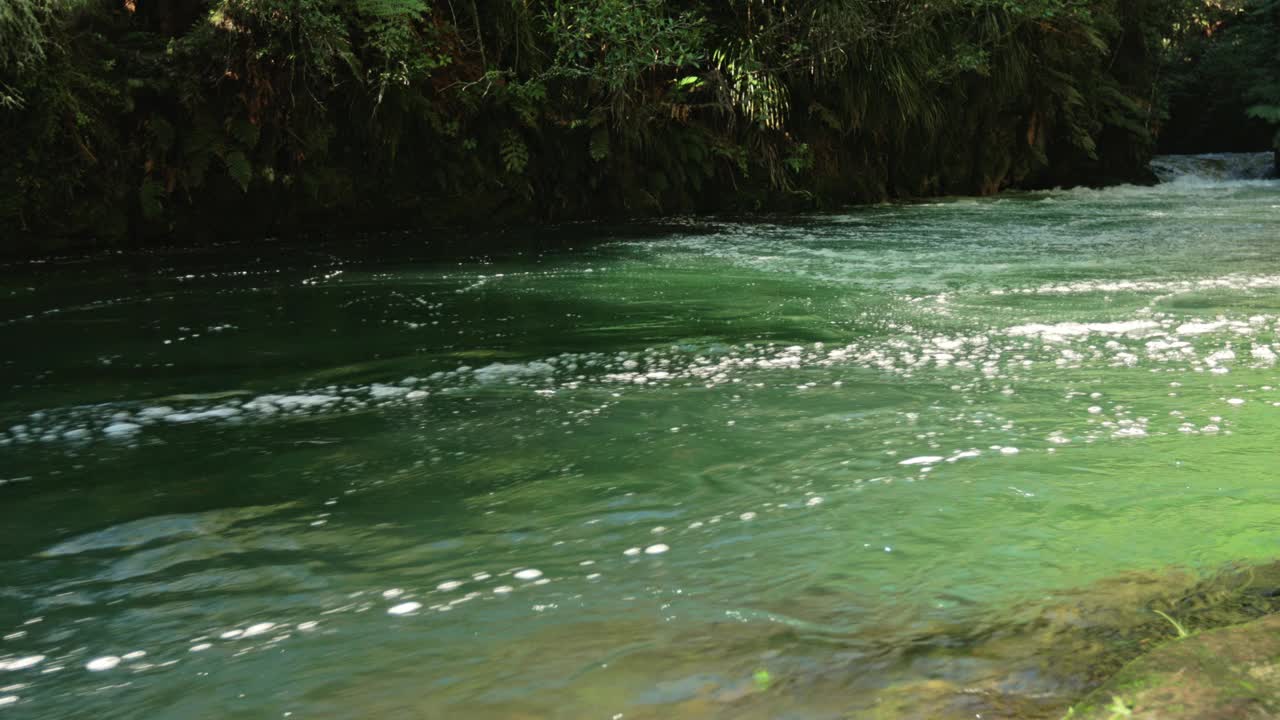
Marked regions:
[2,153,1279,718]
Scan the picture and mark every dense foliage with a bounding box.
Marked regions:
[0,0,1229,247]
[1161,0,1280,154]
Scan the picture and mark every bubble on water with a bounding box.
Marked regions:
[1088,406,1103,414]
[296,622,318,632]
[493,586,514,594]
[624,547,641,556]
[85,657,121,672]
[0,696,15,707]
[806,497,824,506]
[513,569,543,581]
[1000,447,1020,455]
[1228,398,1245,406]
[243,623,275,637]
[387,602,422,616]
[436,581,463,591]
[383,588,404,599]
[102,422,141,437]
[644,544,669,555]
[1113,427,1147,439]
[739,512,757,521]
[122,651,147,661]
[899,456,944,466]
[220,630,243,639]
[2,656,44,673]
[189,644,212,652]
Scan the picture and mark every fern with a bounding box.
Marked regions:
[499,130,529,175]
[589,127,610,162]
[1248,104,1280,123]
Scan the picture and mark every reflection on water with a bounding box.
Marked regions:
[1,155,1279,718]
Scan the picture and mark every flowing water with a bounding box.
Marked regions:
[1,153,1279,719]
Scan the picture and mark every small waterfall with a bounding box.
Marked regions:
[1150,152,1277,183]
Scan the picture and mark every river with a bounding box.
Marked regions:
[1,153,1278,719]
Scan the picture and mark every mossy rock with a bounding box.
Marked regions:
[1068,614,1280,719]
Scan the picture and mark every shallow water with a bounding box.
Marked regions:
[1,153,1279,719]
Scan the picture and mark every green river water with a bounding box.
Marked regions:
[1,153,1279,719]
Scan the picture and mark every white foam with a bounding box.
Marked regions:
[1113,427,1148,438]
[1178,321,1228,335]
[1007,321,1159,341]
[102,422,141,437]
[644,544,669,555]
[0,656,43,671]
[85,656,121,672]
[436,581,463,591]
[242,623,274,637]
[138,406,176,420]
[899,456,944,466]
[368,384,410,399]
[473,362,555,385]
[513,569,543,581]
[387,602,422,616]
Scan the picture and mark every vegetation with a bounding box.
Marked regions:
[1160,0,1280,154]
[0,0,1269,248]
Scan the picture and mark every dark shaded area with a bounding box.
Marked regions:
[0,1,1202,252]
[1159,0,1280,158]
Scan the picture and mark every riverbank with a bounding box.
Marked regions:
[2,1,1188,251]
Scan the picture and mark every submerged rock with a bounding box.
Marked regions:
[1069,614,1280,719]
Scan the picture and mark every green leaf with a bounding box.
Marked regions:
[224,151,252,192]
